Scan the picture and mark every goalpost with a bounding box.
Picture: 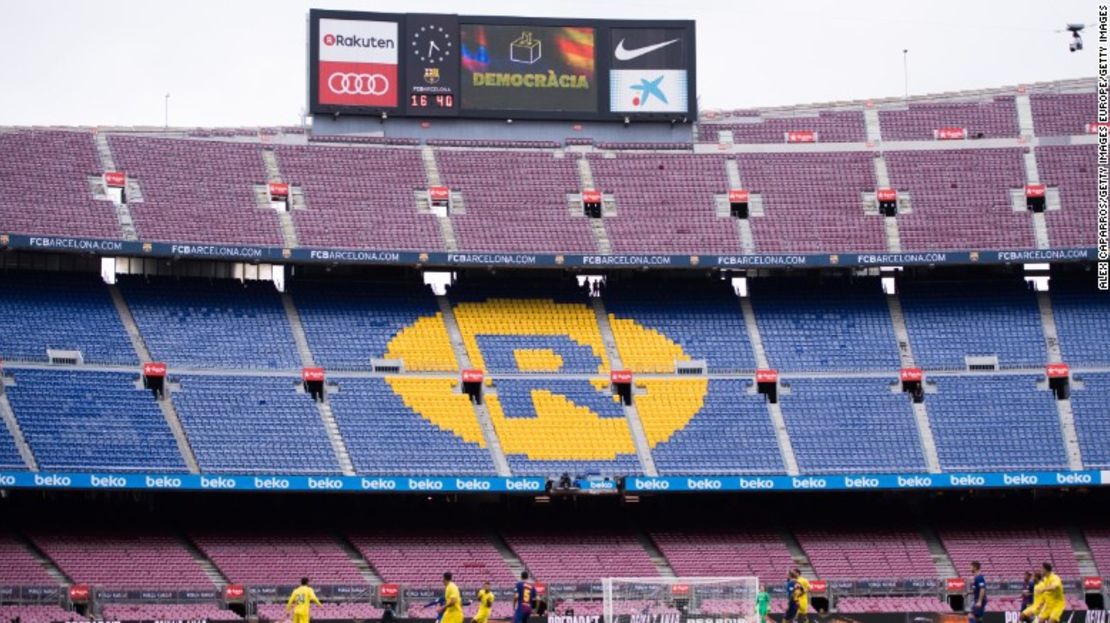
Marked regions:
[601,577,760,623]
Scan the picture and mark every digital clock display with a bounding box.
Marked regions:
[404,13,460,116]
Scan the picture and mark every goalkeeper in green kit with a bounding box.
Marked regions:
[756,583,771,623]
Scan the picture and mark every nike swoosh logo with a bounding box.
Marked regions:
[614,38,680,61]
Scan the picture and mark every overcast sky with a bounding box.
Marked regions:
[0,0,1098,127]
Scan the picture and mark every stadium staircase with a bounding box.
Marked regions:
[1066,525,1101,578]
[863,106,882,143]
[918,524,958,579]
[723,158,756,253]
[260,149,300,248]
[338,534,384,585]
[779,530,817,579]
[576,156,613,254]
[738,295,799,475]
[436,295,511,476]
[637,530,677,578]
[872,155,903,252]
[1021,143,1051,250]
[591,297,657,476]
[421,145,460,251]
[93,132,139,241]
[0,389,37,470]
[486,528,528,579]
[181,533,230,586]
[1035,291,1084,470]
[109,283,200,474]
[16,533,69,586]
[282,292,356,476]
[885,292,942,473]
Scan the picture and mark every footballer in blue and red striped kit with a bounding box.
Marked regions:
[513,571,535,623]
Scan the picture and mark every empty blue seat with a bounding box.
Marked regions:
[1051,277,1110,365]
[1070,372,1110,468]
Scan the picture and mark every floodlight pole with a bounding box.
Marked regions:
[164,93,170,129]
[902,49,909,99]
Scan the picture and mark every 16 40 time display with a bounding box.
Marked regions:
[409,93,455,109]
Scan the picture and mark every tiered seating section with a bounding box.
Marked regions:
[501,529,658,583]
[0,271,136,365]
[1038,145,1098,247]
[926,376,1067,470]
[28,531,213,588]
[275,143,441,250]
[121,276,299,369]
[938,526,1081,580]
[1069,373,1110,468]
[0,533,55,586]
[780,379,925,474]
[190,532,364,585]
[348,529,515,587]
[6,369,186,472]
[649,528,795,582]
[794,528,937,579]
[1030,93,1096,136]
[0,130,119,239]
[1051,275,1110,365]
[699,110,867,144]
[878,97,1019,140]
[173,375,338,474]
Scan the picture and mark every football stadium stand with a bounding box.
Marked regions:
[1038,144,1099,248]
[27,531,214,588]
[0,533,55,585]
[120,276,300,369]
[1069,372,1110,468]
[648,528,796,582]
[172,375,338,474]
[501,529,659,583]
[698,110,867,144]
[937,525,1081,580]
[793,528,936,579]
[1051,274,1110,365]
[348,529,515,587]
[779,378,925,474]
[189,532,364,586]
[751,277,900,372]
[5,369,186,472]
[877,97,1020,140]
[274,143,441,251]
[926,375,1067,471]
[0,271,136,365]
[329,377,495,475]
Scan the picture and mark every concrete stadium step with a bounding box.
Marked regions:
[180,532,230,587]
[260,149,300,248]
[487,529,527,578]
[338,533,384,585]
[93,133,139,241]
[437,295,511,477]
[779,530,817,579]
[0,389,37,470]
[637,530,677,578]
[576,157,613,254]
[919,523,957,579]
[592,297,657,476]
[738,296,799,476]
[1035,291,1084,470]
[110,284,200,474]
[420,146,458,251]
[1066,525,1100,578]
[886,292,941,473]
[17,532,71,586]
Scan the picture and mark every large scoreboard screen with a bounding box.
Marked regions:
[308,10,695,121]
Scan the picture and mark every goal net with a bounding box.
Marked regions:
[601,577,760,623]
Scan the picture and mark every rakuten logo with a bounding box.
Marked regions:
[687,478,723,490]
[91,475,127,488]
[897,475,933,488]
[201,476,237,489]
[323,33,395,49]
[361,478,397,491]
[1056,472,1092,485]
[948,474,986,487]
[1002,474,1039,486]
[738,477,775,489]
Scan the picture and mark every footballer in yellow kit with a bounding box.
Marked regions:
[286,578,322,623]
[473,581,495,623]
[794,569,811,617]
[1039,563,1066,623]
[440,572,464,623]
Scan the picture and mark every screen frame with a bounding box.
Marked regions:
[308,10,696,122]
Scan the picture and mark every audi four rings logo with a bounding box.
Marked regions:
[327,72,390,95]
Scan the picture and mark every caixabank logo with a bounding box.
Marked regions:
[383,299,707,463]
[318,18,399,108]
